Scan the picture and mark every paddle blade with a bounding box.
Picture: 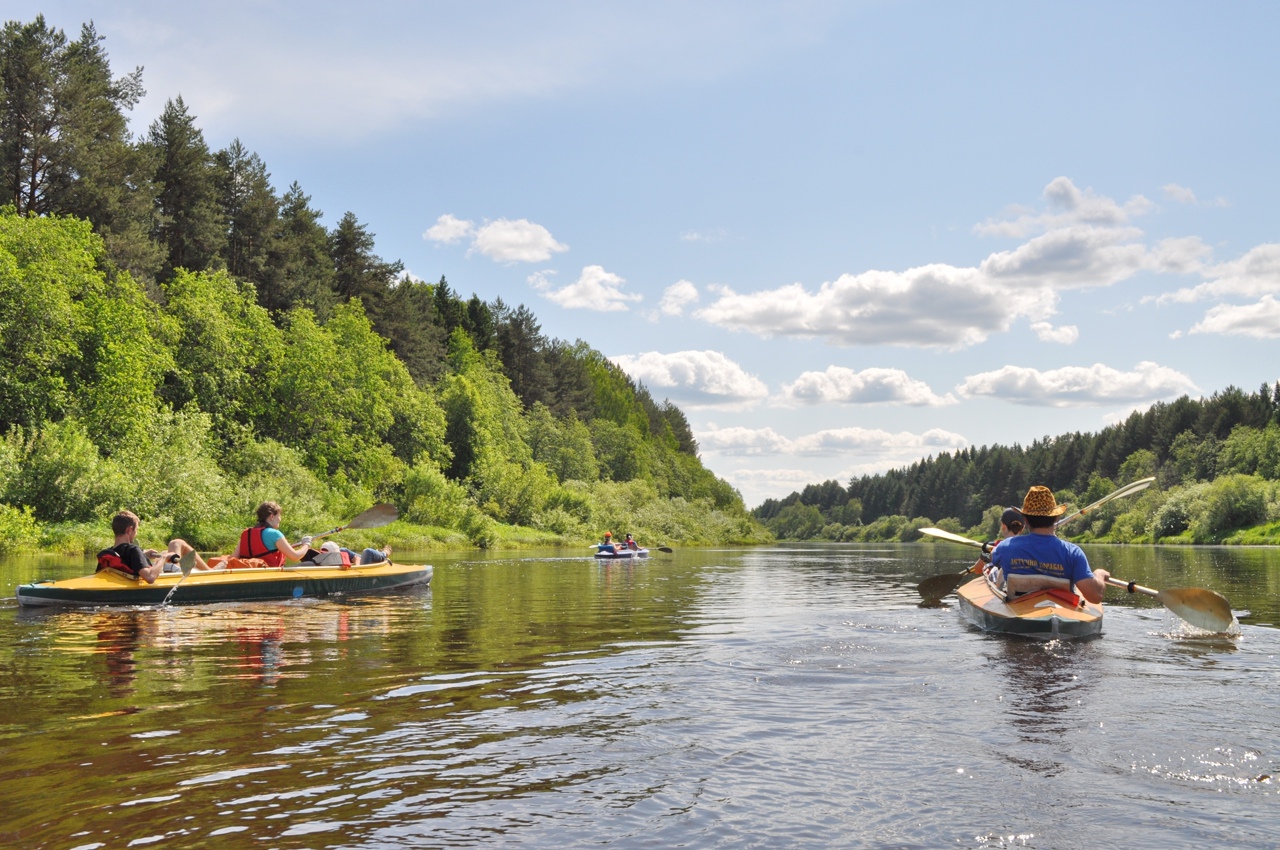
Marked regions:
[917,569,971,600]
[347,503,399,529]
[1157,587,1236,633]
[918,527,984,548]
[657,546,673,553]
[179,550,196,577]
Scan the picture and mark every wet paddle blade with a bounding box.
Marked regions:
[1157,587,1236,633]
[179,550,196,577]
[657,546,673,553]
[917,569,971,600]
[346,503,399,529]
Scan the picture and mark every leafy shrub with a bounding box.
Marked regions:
[401,456,470,527]
[1191,474,1268,541]
[0,503,40,552]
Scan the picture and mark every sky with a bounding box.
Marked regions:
[20,1,1280,507]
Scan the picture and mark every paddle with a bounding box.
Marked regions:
[916,528,989,599]
[916,524,1235,631]
[1104,577,1235,633]
[916,478,1157,600]
[1055,476,1155,528]
[160,549,198,607]
[297,503,399,548]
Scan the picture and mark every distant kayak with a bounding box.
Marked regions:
[594,548,649,560]
[16,561,432,607]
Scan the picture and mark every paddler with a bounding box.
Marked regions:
[985,486,1110,603]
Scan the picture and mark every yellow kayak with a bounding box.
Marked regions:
[16,561,432,607]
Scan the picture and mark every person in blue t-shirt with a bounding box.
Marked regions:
[988,486,1110,603]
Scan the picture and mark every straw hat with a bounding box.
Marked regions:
[1021,485,1067,517]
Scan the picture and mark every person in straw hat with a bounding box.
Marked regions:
[985,486,1110,603]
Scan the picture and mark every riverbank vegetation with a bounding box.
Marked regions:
[0,17,767,555]
[755,385,1280,545]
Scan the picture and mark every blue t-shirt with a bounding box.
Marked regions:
[259,527,285,552]
[990,533,1092,584]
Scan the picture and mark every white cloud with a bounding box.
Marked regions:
[956,361,1198,406]
[697,424,967,457]
[973,177,1152,239]
[1188,296,1280,339]
[680,227,730,243]
[531,265,642,311]
[692,177,1235,350]
[659,280,700,316]
[1153,243,1280,304]
[695,264,1050,349]
[611,350,768,406]
[1030,322,1079,344]
[423,213,474,244]
[779,366,955,406]
[1163,183,1198,204]
[470,218,568,263]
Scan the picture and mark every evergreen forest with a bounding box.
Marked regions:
[754,383,1280,545]
[0,16,767,554]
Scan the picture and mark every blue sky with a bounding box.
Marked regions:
[23,1,1280,506]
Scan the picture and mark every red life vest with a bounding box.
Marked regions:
[96,547,139,577]
[239,526,286,567]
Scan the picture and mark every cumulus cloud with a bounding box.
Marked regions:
[659,280,700,316]
[425,214,568,263]
[697,424,967,457]
[1030,322,1079,344]
[1188,296,1280,339]
[610,350,768,407]
[1153,243,1280,304]
[973,177,1153,239]
[530,265,642,311]
[692,177,1241,349]
[471,218,568,263]
[424,213,475,244]
[694,264,1050,349]
[956,361,1198,407]
[1163,183,1198,204]
[778,366,955,406]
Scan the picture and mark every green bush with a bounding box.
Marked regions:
[1191,474,1268,541]
[0,503,40,552]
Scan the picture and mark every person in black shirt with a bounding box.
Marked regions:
[96,511,173,584]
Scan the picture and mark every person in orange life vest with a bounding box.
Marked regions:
[988,486,1110,603]
[95,511,173,584]
[624,533,638,550]
[230,501,312,567]
[596,531,618,554]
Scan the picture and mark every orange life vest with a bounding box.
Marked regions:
[238,526,286,567]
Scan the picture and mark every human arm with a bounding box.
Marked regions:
[261,527,311,563]
[1075,568,1110,604]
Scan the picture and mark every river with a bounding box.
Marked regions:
[0,543,1276,849]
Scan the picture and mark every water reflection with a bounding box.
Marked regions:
[989,639,1099,776]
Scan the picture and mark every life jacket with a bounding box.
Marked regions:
[239,526,286,567]
[96,546,139,577]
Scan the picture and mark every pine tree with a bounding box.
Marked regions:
[215,138,278,286]
[146,96,225,279]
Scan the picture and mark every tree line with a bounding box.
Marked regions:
[755,383,1280,545]
[0,16,764,552]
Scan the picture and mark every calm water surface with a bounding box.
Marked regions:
[0,544,1277,849]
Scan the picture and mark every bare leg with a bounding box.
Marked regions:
[167,538,213,571]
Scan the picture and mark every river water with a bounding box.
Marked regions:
[0,543,1277,849]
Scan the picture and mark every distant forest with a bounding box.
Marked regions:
[0,16,765,552]
[754,383,1280,545]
